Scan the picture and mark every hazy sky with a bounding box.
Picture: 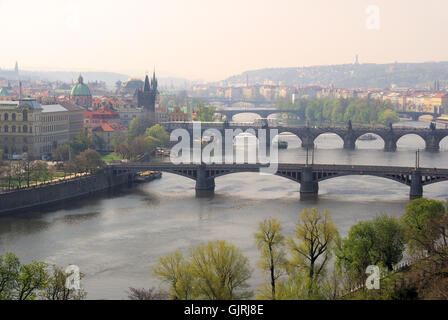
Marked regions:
[1,0,447,81]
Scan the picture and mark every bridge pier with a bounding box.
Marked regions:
[300,167,318,200]
[195,165,215,197]
[301,135,315,149]
[410,171,423,200]
[425,136,440,152]
[343,136,356,150]
[384,139,397,152]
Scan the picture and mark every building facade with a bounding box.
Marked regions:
[0,99,79,159]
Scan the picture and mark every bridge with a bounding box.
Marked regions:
[396,111,440,121]
[161,122,448,152]
[109,163,448,200]
[214,107,302,121]
[214,107,440,122]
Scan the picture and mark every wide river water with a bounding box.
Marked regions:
[1,119,448,299]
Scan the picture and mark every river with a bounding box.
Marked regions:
[1,119,448,299]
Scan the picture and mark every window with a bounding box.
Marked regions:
[12,113,16,121]
[4,114,8,121]
[23,125,27,133]
[12,126,16,133]
[4,125,8,132]
[23,110,28,121]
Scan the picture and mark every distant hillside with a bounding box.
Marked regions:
[0,70,191,89]
[222,62,448,89]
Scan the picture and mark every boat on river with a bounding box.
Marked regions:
[358,134,377,141]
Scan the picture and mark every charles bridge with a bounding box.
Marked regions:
[161,121,448,152]
[110,162,448,200]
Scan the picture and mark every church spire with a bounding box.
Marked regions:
[144,74,151,92]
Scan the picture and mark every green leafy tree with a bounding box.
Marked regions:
[378,109,400,125]
[286,208,339,296]
[145,124,170,147]
[152,251,195,300]
[15,261,50,300]
[337,215,405,286]
[189,240,253,300]
[0,252,21,300]
[254,218,286,300]
[401,198,447,254]
[40,265,87,300]
[71,131,94,155]
[194,102,216,122]
[153,241,253,300]
[129,116,151,140]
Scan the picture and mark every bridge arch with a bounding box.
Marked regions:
[354,133,386,149]
[266,112,301,121]
[396,133,426,150]
[316,172,411,186]
[439,135,448,151]
[230,112,263,122]
[314,131,344,149]
[271,131,302,149]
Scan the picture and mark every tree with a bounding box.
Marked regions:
[0,252,21,300]
[189,241,253,300]
[336,215,405,286]
[152,251,195,300]
[74,149,104,173]
[194,102,216,122]
[111,131,128,150]
[153,241,253,300]
[128,137,151,161]
[254,218,286,299]
[286,208,339,296]
[93,132,106,151]
[378,109,399,125]
[30,161,52,184]
[70,131,94,155]
[129,116,151,140]
[40,265,87,300]
[52,144,72,161]
[127,287,169,300]
[401,198,447,254]
[15,261,49,300]
[145,124,170,147]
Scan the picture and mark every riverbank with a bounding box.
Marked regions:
[0,169,161,216]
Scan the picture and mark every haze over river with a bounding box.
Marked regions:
[1,118,448,299]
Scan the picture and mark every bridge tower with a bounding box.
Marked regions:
[300,167,319,200]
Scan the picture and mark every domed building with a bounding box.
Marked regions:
[70,75,92,108]
[120,78,144,95]
[0,87,10,98]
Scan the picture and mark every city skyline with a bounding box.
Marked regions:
[1,0,448,81]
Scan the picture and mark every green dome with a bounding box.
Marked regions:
[70,75,91,97]
[0,87,9,96]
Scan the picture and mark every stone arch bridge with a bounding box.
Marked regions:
[161,122,448,152]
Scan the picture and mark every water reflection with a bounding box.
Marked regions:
[1,120,448,299]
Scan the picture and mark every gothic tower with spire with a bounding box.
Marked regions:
[137,71,158,123]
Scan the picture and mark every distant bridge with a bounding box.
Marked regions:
[110,163,448,200]
[161,122,448,152]
[397,111,441,121]
[214,107,440,122]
